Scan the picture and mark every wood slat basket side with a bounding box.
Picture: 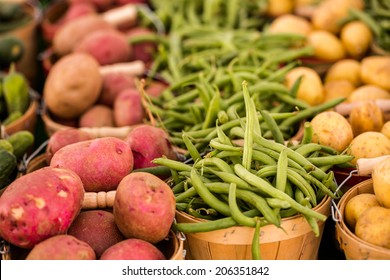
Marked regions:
[2,154,185,260]
[176,195,331,260]
[335,178,390,260]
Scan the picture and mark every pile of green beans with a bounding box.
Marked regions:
[152,82,353,259]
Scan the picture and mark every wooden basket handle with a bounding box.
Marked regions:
[356,155,390,176]
[334,99,390,116]
[82,191,116,209]
[99,60,146,77]
[101,3,138,27]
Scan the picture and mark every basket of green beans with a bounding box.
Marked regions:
[153,81,353,260]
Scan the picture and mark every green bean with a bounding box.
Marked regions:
[229,183,257,227]
[300,121,313,144]
[195,157,234,174]
[260,110,284,144]
[234,163,327,221]
[252,218,262,260]
[203,168,259,192]
[217,110,229,124]
[216,121,234,146]
[152,157,193,172]
[171,180,186,194]
[242,81,257,169]
[307,155,354,167]
[182,133,201,162]
[275,148,288,192]
[294,143,323,157]
[191,168,231,216]
[175,186,197,203]
[209,139,242,152]
[174,209,264,233]
[266,198,291,209]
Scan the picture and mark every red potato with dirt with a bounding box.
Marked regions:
[113,88,145,126]
[45,128,94,164]
[67,210,125,257]
[26,234,96,260]
[78,104,115,128]
[125,124,178,170]
[100,238,166,260]
[50,137,134,192]
[0,167,84,249]
[73,29,132,65]
[113,172,176,244]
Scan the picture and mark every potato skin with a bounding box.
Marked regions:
[26,234,96,260]
[360,56,390,91]
[67,210,125,257]
[50,137,134,192]
[371,157,390,208]
[113,172,176,244]
[78,104,115,128]
[344,193,379,232]
[113,88,145,127]
[43,53,103,119]
[100,238,166,260]
[0,167,84,248]
[349,101,384,136]
[99,72,136,106]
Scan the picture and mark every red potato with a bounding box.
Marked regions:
[73,29,132,65]
[0,167,84,249]
[127,27,157,66]
[125,124,177,170]
[145,80,168,98]
[67,210,125,258]
[113,172,176,244]
[67,0,115,11]
[99,72,137,106]
[113,88,145,126]
[100,238,166,260]
[78,104,115,128]
[45,128,94,164]
[26,234,96,260]
[50,137,134,192]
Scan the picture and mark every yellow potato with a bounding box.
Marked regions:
[340,21,372,59]
[325,59,362,87]
[349,101,384,136]
[381,121,390,138]
[347,131,390,165]
[265,0,294,17]
[310,111,354,152]
[284,66,324,106]
[307,30,346,62]
[323,80,355,102]
[267,14,313,36]
[344,193,380,232]
[371,156,390,208]
[361,56,390,91]
[347,85,390,103]
[355,206,390,249]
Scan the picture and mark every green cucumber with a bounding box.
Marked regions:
[6,130,34,160]
[2,71,30,115]
[0,139,14,153]
[0,147,17,189]
[0,36,25,67]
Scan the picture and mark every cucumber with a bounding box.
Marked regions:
[2,71,30,115]
[6,130,34,160]
[0,139,14,153]
[0,147,17,189]
[0,36,25,67]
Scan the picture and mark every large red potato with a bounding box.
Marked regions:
[113,88,145,126]
[67,210,125,257]
[0,167,84,248]
[73,29,132,65]
[100,238,166,260]
[26,234,96,260]
[50,137,134,192]
[113,172,176,243]
[45,128,94,164]
[125,124,177,170]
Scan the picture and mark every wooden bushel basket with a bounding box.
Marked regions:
[334,178,390,260]
[1,154,185,260]
[176,195,331,260]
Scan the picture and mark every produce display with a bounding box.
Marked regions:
[1,0,390,260]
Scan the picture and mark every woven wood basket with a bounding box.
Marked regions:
[1,153,185,260]
[176,195,331,260]
[334,178,390,260]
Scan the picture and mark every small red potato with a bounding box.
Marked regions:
[73,29,132,65]
[68,0,115,12]
[50,137,134,192]
[67,210,125,257]
[45,128,94,164]
[127,27,158,66]
[125,124,177,170]
[113,172,176,244]
[78,104,115,128]
[99,72,137,106]
[145,80,168,98]
[100,238,166,260]
[0,167,84,248]
[26,234,96,260]
[113,88,145,126]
